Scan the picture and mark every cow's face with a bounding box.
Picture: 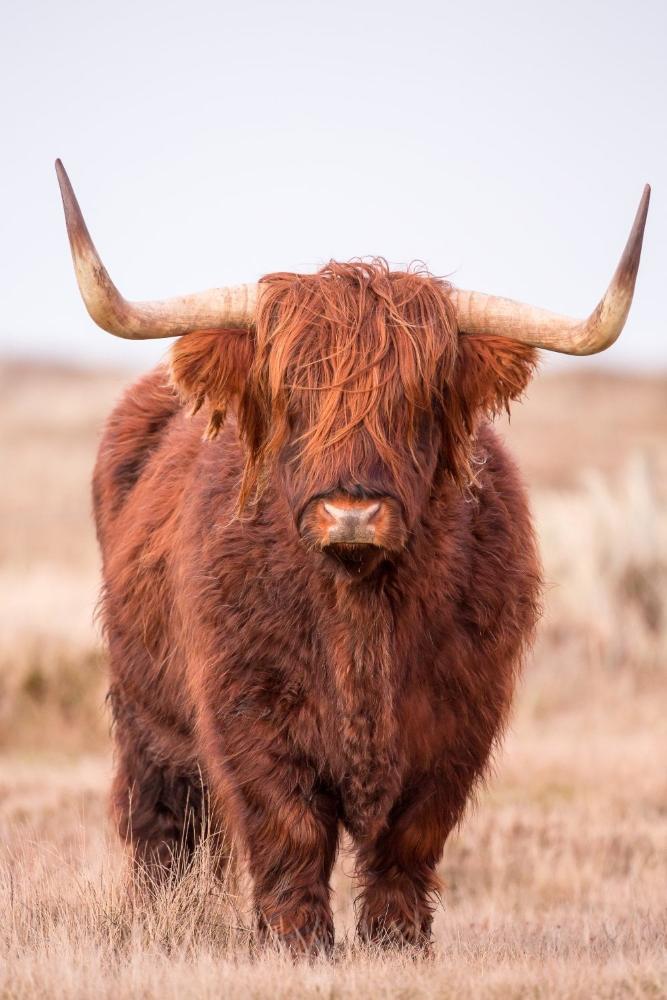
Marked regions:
[171,262,536,578]
[282,404,442,578]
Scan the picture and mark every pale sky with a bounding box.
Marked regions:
[1,0,665,373]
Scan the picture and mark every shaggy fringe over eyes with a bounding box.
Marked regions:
[237,259,459,509]
[169,261,538,511]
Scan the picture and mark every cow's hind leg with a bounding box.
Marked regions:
[112,739,208,881]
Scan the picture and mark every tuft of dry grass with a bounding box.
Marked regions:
[0,360,666,997]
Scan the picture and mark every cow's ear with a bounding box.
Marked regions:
[443,335,538,486]
[455,334,538,423]
[169,329,254,439]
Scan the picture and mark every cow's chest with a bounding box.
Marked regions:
[315,589,405,840]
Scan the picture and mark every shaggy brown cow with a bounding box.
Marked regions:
[56,161,649,953]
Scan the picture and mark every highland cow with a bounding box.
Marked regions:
[56,161,649,952]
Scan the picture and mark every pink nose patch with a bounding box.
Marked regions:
[323,501,381,544]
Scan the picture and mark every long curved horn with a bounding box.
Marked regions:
[453,185,650,355]
[55,160,258,339]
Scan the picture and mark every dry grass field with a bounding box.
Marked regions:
[1,359,666,998]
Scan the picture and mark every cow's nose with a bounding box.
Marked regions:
[323,501,381,543]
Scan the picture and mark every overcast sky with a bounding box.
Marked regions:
[1,0,665,373]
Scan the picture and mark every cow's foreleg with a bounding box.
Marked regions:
[214,744,339,954]
[354,783,452,949]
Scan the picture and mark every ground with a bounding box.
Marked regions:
[0,360,665,998]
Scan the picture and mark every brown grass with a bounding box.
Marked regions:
[0,359,666,998]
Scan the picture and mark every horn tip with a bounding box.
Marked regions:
[55,159,72,200]
[640,183,651,211]
[632,184,651,249]
[635,184,651,228]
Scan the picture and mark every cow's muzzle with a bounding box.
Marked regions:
[299,493,407,572]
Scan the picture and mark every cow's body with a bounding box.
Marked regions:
[54,162,647,955]
[95,358,541,950]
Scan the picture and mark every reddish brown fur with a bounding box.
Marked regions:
[94,260,542,953]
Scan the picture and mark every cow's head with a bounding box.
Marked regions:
[168,264,538,576]
[55,161,650,577]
